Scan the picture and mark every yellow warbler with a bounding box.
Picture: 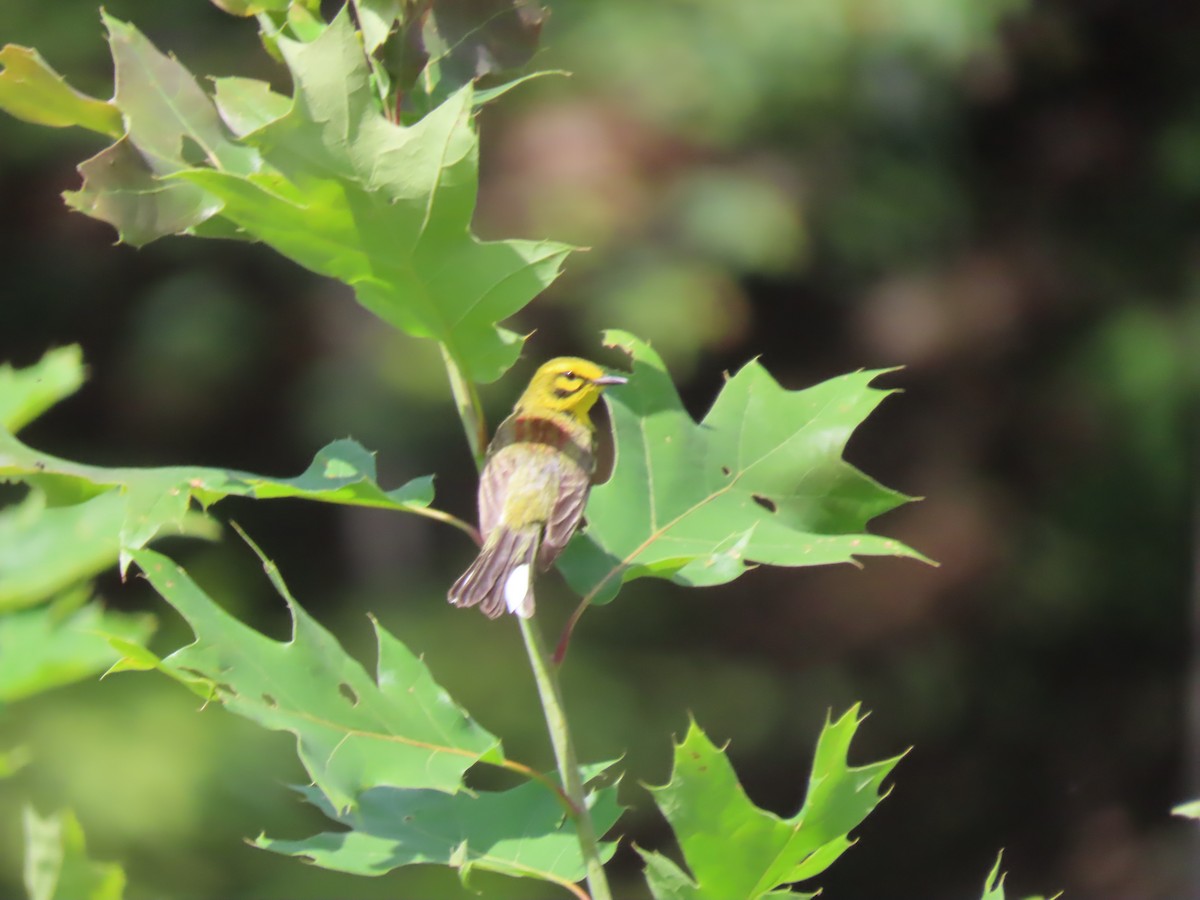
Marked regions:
[448,357,626,618]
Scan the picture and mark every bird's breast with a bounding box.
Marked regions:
[494,442,573,524]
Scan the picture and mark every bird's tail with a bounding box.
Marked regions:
[448,526,540,618]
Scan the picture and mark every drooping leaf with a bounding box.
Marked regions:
[638,706,900,900]
[0,345,86,434]
[102,14,255,175]
[132,547,502,810]
[258,772,621,889]
[0,429,436,572]
[559,330,927,605]
[0,590,154,703]
[175,9,570,381]
[0,488,215,612]
[60,14,260,246]
[0,46,121,137]
[23,808,125,900]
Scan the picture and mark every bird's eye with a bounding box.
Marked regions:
[562,371,576,380]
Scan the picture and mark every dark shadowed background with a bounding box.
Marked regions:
[2,1,1198,897]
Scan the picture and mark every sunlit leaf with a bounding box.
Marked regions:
[23,808,125,900]
[351,0,404,53]
[173,10,569,381]
[1172,800,1200,820]
[102,14,255,175]
[559,331,927,604]
[61,14,258,246]
[211,77,291,137]
[0,590,154,702]
[209,0,291,16]
[0,46,121,137]
[258,771,621,888]
[0,430,435,572]
[4,11,563,381]
[639,707,899,900]
[979,852,1056,900]
[133,547,503,809]
[0,345,85,434]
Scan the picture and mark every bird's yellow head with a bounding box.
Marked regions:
[514,357,627,421]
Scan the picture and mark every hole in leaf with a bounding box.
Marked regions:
[751,494,777,514]
[338,682,359,706]
[262,693,278,708]
[180,135,208,167]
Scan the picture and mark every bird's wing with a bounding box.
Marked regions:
[539,457,591,569]
[478,449,519,540]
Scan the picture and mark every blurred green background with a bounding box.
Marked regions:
[2,0,1199,897]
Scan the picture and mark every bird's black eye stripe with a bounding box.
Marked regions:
[553,373,585,398]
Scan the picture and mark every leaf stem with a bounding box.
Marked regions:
[553,597,591,665]
[406,505,482,546]
[440,343,488,472]
[518,616,612,900]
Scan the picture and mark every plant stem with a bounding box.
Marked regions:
[518,616,612,900]
[437,348,607,894]
[440,343,488,471]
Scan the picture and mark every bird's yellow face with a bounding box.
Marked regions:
[514,357,627,421]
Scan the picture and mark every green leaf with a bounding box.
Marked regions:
[210,0,291,16]
[386,0,546,117]
[23,808,125,900]
[559,331,928,604]
[351,0,404,54]
[1172,799,1200,819]
[61,14,258,246]
[0,46,121,137]
[101,14,255,175]
[0,745,32,780]
[0,488,214,613]
[133,547,502,810]
[211,77,291,137]
[424,0,546,86]
[0,430,435,572]
[14,12,562,380]
[639,706,900,900]
[981,852,1008,900]
[0,345,86,434]
[173,10,570,382]
[258,773,621,888]
[0,590,154,703]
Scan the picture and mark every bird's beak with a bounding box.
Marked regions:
[592,374,628,386]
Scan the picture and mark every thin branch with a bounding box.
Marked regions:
[440,343,488,472]
[519,616,613,900]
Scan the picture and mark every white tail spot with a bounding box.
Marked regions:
[505,564,533,617]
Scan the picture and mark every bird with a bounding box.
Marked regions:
[448,357,627,619]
